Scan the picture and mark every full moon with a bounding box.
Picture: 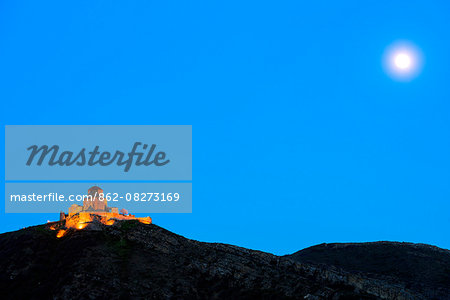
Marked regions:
[394,53,411,70]
[383,41,423,81]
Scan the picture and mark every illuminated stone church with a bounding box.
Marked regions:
[57,186,151,232]
[68,186,119,216]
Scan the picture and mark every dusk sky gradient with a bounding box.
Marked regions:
[1,1,449,254]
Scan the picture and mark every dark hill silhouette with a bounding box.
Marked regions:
[0,219,448,299]
[286,242,450,300]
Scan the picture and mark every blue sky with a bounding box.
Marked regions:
[1,1,449,255]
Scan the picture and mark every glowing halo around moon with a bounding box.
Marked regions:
[383,41,423,81]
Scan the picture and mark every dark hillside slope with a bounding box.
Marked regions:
[0,220,445,299]
[287,242,450,300]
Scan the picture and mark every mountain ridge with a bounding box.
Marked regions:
[286,241,450,300]
[0,219,448,300]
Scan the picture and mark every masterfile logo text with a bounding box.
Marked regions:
[26,142,170,172]
[4,125,192,213]
[6,125,191,180]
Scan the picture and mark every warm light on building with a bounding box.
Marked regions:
[54,186,152,237]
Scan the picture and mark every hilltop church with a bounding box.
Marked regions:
[59,186,153,225]
[67,186,120,217]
